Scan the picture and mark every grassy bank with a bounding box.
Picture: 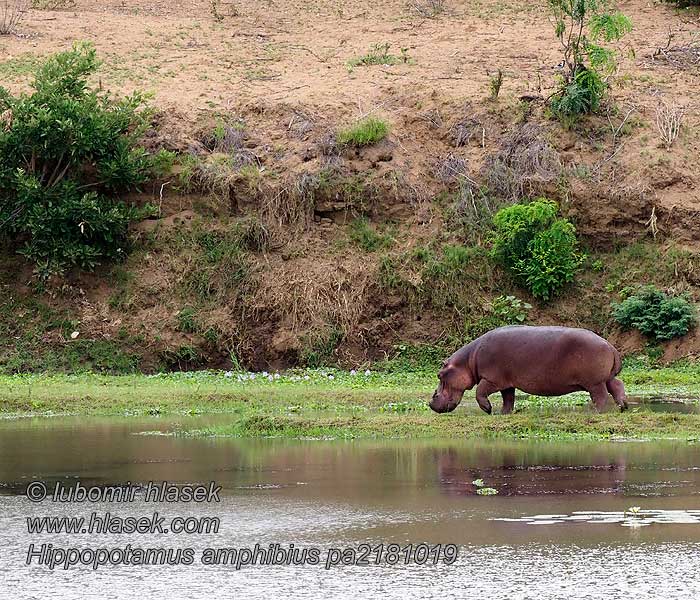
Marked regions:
[1,363,700,441]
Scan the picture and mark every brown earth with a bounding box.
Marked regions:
[2,0,700,369]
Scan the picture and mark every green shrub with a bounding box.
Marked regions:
[337,117,389,147]
[550,67,606,125]
[490,295,532,324]
[466,295,533,338]
[347,43,410,69]
[612,287,697,341]
[547,0,632,125]
[491,198,583,300]
[378,343,448,372]
[161,345,204,371]
[0,42,154,276]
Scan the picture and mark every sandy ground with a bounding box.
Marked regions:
[1,1,696,114]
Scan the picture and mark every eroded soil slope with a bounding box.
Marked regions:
[1,0,700,370]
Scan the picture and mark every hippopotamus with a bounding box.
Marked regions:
[430,325,627,414]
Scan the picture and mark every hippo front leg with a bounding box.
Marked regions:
[475,380,498,415]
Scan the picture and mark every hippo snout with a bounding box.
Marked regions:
[429,391,457,413]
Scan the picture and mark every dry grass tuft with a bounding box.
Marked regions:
[655,101,684,149]
[481,123,562,200]
[435,153,469,184]
[317,130,340,161]
[652,37,700,71]
[450,116,483,147]
[411,0,446,18]
[252,259,376,336]
[261,173,318,230]
[419,108,443,129]
[287,110,315,139]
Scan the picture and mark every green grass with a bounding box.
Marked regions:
[0,54,44,79]
[337,117,389,147]
[175,227,251,301]
[348,217,393,252]
[1,363,700,441]
[0,293,142,374]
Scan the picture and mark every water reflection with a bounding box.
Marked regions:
[1,415,700,598]
[493,509,700,527]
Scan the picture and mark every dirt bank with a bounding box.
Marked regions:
[1,1,700,371]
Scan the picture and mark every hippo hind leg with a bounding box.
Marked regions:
[501,388,515,415]
[587,383,611,413]
[606,377,629,412]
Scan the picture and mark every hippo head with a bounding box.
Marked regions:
[430,360,474,413]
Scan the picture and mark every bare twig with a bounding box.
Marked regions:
[0,1,28,35]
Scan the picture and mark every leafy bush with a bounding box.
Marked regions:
[547,0,632,125]
[491,199,583,300]
[180,229,250,301]
[0,42,154,276]
[378,343,448,372]
[300,327,344,367]
[612,287,697,341]
[466,295,532,338]
[337,117,389,147]
[490,295,532,324]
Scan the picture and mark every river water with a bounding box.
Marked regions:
[1,414,700,599]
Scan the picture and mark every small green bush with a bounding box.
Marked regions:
[612,287,697,341]
[491,198,583,300]
[337,117,389,147]
[547,0,632,125]
[378,343,448,372]
[177,307,199,333]
[347,43,410,69]
[550,67,606,126]
[181,229,250,301]
[466,295,532,338]
[490,295,532,324]
[0,42,154,276]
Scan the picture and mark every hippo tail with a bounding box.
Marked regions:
[610,346,622,378]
